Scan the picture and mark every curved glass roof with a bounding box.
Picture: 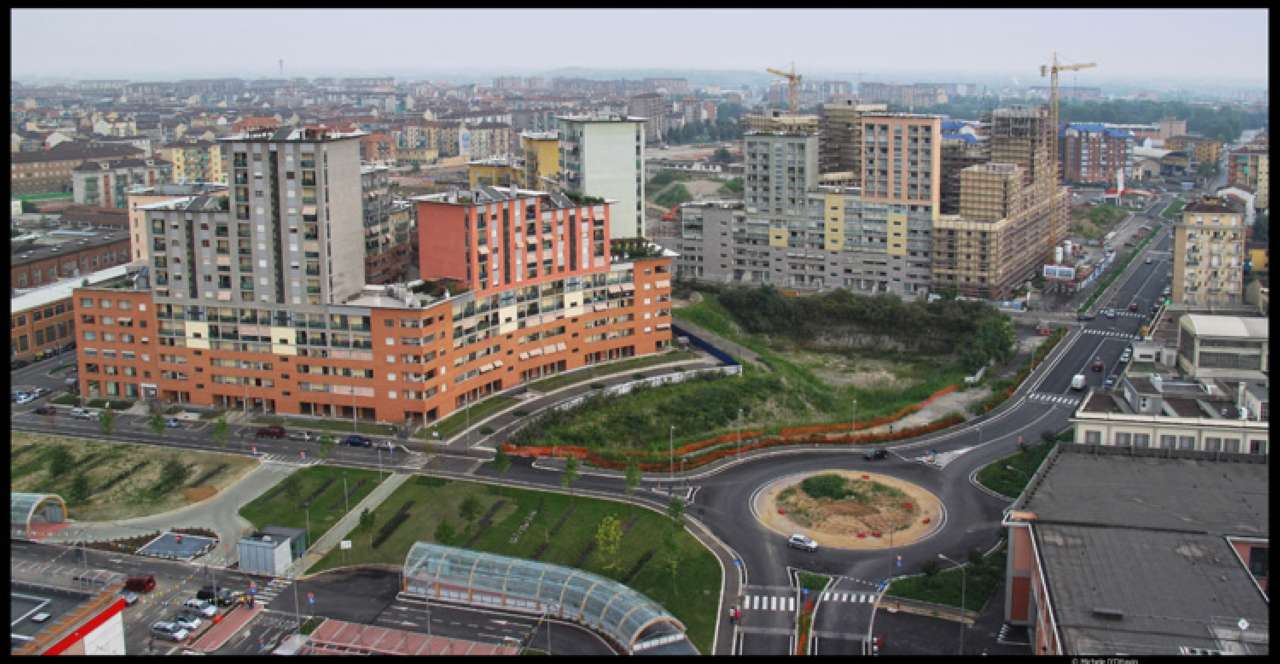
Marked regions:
[11,492,66,528]
[403,542,690,654]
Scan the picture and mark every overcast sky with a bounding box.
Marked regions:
[10,9,1269,85]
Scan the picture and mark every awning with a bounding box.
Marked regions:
[528,348,543,357]
[542,344,557,355]
[654,280,670,289]
[479,363,495,373]
[656,323,671,330]
[493,360,504,368]
[621,283,635,292]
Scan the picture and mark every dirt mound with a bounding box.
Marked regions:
[183,486,218,502]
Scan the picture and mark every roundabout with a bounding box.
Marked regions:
[751,471,943,551]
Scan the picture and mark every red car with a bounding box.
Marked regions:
[255,425,287,439]
[1091,359,1104,372]
[1128,302,1139,312]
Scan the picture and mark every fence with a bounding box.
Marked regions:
[672,323,739,367]
[549,365,742,413]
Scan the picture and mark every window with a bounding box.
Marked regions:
[1178,435,1196,450]
[1248,547,1269,578]
[1159,434,1177,449]
[1114,432,1132,447]
[1133,433,1150,448]
[1204,437,1222,452]
[1084,430,1101,445]
[1225,438,1241,453]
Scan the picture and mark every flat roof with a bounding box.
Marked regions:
[10,231,130,267]
[1181,314,1269,339]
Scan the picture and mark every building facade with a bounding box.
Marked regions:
[940,134,990,215]
[361,165,416,285]
[817,101,887,179]
[1227,147,1269,211]
[521,131,560,189]
[11,232,132,290]
[1172,196,1245,307]
[627,93,668,144]
[72,158,174,208]
[10,142,144,195]
[125,183,229,262]
[159,139,225,185]
[557,115,646,239]
[1059,123,1133,185]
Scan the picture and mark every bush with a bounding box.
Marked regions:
[801,474,850,500]
[590,383,605,390]
[372,500,415,549]
[96,461,150,494]
[186,464,228,488]
[511,409,529,418]
[478,426,495,435]
[433,518,457,546]
[415,476,447,487]
[47,447,74,477]
[921,560,940,577]
[149,459,192,496]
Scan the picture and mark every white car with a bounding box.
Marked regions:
[182,598,217,618]
[172,612,203,631]
[15,393,36,405]
[151,621,190,642]
[70,407,94,419]
[788,533,819,552]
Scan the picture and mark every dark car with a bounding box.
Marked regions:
[33,405,56,416]
[1128,302,1139,312]
[197,585,240,607]
[343,434,372,447]
[1091,358,1104,372]
[255,425,287,439]
[863,448,888,461]
[1077,312,1095,321]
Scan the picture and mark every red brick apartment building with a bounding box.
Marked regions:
[11,231,132,290]
[72,129,671,424]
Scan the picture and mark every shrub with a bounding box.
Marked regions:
[47,447,74,477]
[478,426,495,435]
[433,518,457,546]
[511,409,529,418]
[96,461,150,494]
[590,383,605,390]
[921,560,940,577]
[372,500,415,549]
[801,474,850,500]
[186,463,228,488]
[149,459,192,496]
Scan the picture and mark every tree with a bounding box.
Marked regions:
[359,508,375,546]
[662,528,681,594]
[459,495,482,528]
[624,460,642,498]
[561,457,579,495]
[211,415,229,448]
[68,473,91,504]
[47,447,73,477]
[666,494,685,529]
[148,413,166,436]
[434,519,457,546]
[98,409,115,436]
[711,147,732,164]
[493,446,512,475]
[594,514,624,571]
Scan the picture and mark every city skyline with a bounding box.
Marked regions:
[11,8,1269,87]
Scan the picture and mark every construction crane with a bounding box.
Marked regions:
[1041,52,1096,250]
[766,63,802,115]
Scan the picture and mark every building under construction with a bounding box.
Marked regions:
[987,106,1054,188]
[817,100,888,180]
[940,134,990,214]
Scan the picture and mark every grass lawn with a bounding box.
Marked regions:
[417,396,518,441]
[252,415,397,436]
[975,431,1069,498]
[239,465,384,542]
[10,432,256,521]
[798,571,830,595]
[887,546,1006,613]
[51,393,79,406]
[524,350,699,394]
[311,477,721,655]
[1161,197,1186,220]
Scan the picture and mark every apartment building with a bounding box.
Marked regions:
[71,158,174,208]
[627,93,668,144]
[361,164,415,285]
[1164,135,1222,166]
[72,130,672,423]
[557,115,646,239]
[461,123,514,161]
[1227,147,1269,211]
[1174,314,1268,380]
[125,183,229,262]
[359,133,398,163]
[11,231,132,290]
[521,131,560,189]
[158,139,225,185]
[10,142,144,195]
[1156,117,1187,141]
[940,134,990,214]
[1172,196,1245,307]
[11,264,130,362]
[1059,123,1133,185]
[817,100,887,178]
[467,158,522,189]
[988,106,1053,187]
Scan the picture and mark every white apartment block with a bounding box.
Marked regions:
[557,115,646,240]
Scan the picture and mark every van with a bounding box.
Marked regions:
[125,575,157,593]
[1071,374,1086,390]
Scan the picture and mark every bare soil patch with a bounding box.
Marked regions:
[782,349,917,390]
[755,471,943,550]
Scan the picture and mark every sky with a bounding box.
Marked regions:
[10,8,1269,86]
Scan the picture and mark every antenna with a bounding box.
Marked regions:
[279,59,285,78]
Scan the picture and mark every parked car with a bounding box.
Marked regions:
[182,598,217,618]
[165,417,182,428]
[343,434,372,447]
[863,448,888,461]
[1104,375,1117,389]
[33,405,57,416]
[14,392,36,405]
[787,533,819,552]
[1077,311,1095,321]
[171,612,203,631]
[255,425,287,439]
[197,586,240,607]
[1103,309,1117,319]
[118,590,139,606]
[1145,256,1153,264]
[151,622,189,642]
[70,407,94,419]
[1120,350,1132,363]
[287,430,314,442]
[31,387,47,397]
[125,575,156,593]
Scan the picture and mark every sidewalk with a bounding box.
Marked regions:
[288,472,411,577]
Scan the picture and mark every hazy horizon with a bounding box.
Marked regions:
[10,9,1269,89]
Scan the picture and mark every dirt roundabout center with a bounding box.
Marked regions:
[752,471,943,550]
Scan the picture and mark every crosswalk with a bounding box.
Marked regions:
[742,594,796,612]
[820,591,878,604]
[258,454,320,467]
[253,577,293,604]
[1082,328,1141,339]
[1028,392,1082,407]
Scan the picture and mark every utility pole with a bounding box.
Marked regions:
[938,553,967,655]
[851,399,858,436]
[668,425,675,484]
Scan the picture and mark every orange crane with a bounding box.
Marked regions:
[1041,53,1096,249]
[766,63,802,115]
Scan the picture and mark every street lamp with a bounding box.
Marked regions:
[938,553,967,655]
[668,425,676,484]
[736,408,744,458]
[851,399,857,436]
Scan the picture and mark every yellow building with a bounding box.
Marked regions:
[467,158,521,188]
[1164,135,1222,166]
[521,132,560,189]
[1172,196,1246,307]
[1248,242,1268,272]
[158,140,224,185]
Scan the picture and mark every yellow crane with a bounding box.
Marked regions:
[766,63,802,115]
[1041,52,1096,250]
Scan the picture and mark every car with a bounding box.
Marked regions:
[172,612,203,631]
[1120,351,1132,363]
[119,590,139,606]
[182,598,217,618]
[31,387,47,397]
[1104,375,1117,389]
[788,533,819,552]
[1076,312,1095,321]
[165,417,182,428]
[255,425,287,439]
[70,407,94,419]
[197,586,240,607]
[1128,302,1139,312]
[863,448,888,461]
[1103,309,1117,319]
[1091,358,1104,372]
[287,430,314,442]
[1145,256,1153,264]
[343,434,372,447]
[125,575,156,593]
[33,405,56,416]
[14,393,36,405]
[151,621,189,642]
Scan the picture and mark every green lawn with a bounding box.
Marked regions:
[798,571,830,595]
[311,477,721,655]
[417,396,518,441]
[975,431,1068,498]
[253,415,397,436]
[524,351,700,394]
[1161,197,1186,220]
[887,546,1006,612]
[239,465,384,543]
[52,393,79,406]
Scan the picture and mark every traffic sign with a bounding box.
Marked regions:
[896,555,903,568]
[307,591,315,605]
[1238,618,1249,631]
[802,588,809,596]
[733,559,741,567]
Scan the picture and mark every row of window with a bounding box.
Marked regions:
[1080,430,1266,454]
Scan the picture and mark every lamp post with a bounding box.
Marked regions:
[668,425,675,484]
[938,553,967,655]
[851,399,857,436]
[736,408,744,458]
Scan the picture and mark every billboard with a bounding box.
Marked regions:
[1043,265,1076,281]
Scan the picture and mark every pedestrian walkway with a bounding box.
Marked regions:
[1082,328,1141,339]
[287,472,411,577]
[254,578,293,604]
[742,594,796,612]
[821,591,878,604]
[258,453,321,467]
[1027,392,1081,408]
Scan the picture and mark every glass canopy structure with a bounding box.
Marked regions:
[402,542,696,654]
[10,492,67,538]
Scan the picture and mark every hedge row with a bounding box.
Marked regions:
[95,461,150,494]
[372,500,415,549]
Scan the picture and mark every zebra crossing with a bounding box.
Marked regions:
[820,591,878,604]
[1028,392,1082,407]
[258,454,320,467]
[742,594,796,612]
[253,577,293,604]
[1082,328,1141,339]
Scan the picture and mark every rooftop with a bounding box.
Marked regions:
[1183,196,1242,215]
[11,264,134,313]
[126,182,228,197]
[71,157,171,172]
[9,142,143,164]
[220,126,365,143]
[11,580,123,655]
[413,186,607,210]
[1181,314,1268,339]
[10,231,131,267]
[137,195,230,213]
